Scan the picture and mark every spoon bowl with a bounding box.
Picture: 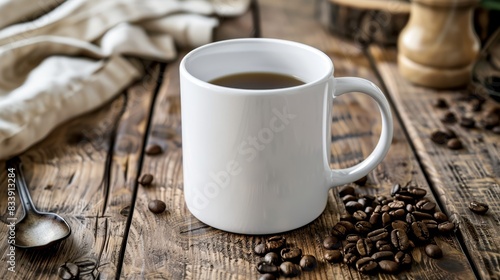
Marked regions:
[6,157,71,249]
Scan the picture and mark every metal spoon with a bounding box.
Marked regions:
[6,157,71,249]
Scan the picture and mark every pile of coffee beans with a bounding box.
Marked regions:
[254,236,317,279]
[431,95,500,149]
[322,184,455,274]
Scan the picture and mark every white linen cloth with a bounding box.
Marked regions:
[0,0,249,160]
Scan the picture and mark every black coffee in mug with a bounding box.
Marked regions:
[209,72,305,90]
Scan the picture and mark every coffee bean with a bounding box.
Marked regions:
[259,274,276,280]
[425,244,443,258]
[430,130,448,145]
[356,257,378,273]
[360,194,376,203]
[434,98,448,109]
[388,201,405,209]
[353,210,368,221]
[139,174,154,186]
[145,144,163,155]
[264,252,280,266]
[148,200,166,214]
[340,213,354,222]
[378,260,399,274]
[447,138,463,150]
[281,248,302,263]
[438,221,455,234]
[493,126,500,134]
[468,201,489,215]
[324,250,342,263]
[367,228,389,242]
[58,263,79,280]
[376,240,393,252]
[346,234,361,243]
[355,221,372,234]
[381,205,391,212]
[254,243,268,256]
[391,184,402,196]
[356,238,374,256]
[369,212,380,226]
[394,194,414,203]
[374,205,382,213]
[460,117,475,128]
[342,195,357,204]
[412,211,433,220]
[416,200,436,212]
[339,186,355,197]
[441,111,457,124]
[345,201,363,213]
[323,236,340,249]
[376,196,387,203]
[392,220,410,233]
[343,243,357,255]
[411,221,430,242]
[389,209,406,220]
[382,212,391,227]
[355,175,368,186]
[256,261,279,275]
[332,221,354,237]
[391,229,410,251]
[280,261,301,277]
[394,251,412,267]
[371,251,394,261]
[358,198,368,208]
[406,213,416,224]
[343,253,358,266]
[407,187,427,198]
[406,204,415,213]
[299,255,317,271]
[434,211,448,222]
[382,198,394,205]
[267,236,286,252]
[365,206,374,215]
[422,219,438,231]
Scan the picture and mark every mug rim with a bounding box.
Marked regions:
[180,38,334,94]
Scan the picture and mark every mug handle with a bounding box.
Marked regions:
[327,77,393,187]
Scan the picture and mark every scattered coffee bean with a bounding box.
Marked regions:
[382,212,391,227]
[145,144,163,155]
[353,210,368,221]
[299,255,317,271]
[388,201,405,209]
[406,204,415,213]
[434,211,448,222]
[406,213,416,224]
[344,253,358,266]
[376,240,393,252]
[411,221,430,242]
[441,111,457,124]
[416,200,436,212]
[394,194,414,203]
[356,238,374,256]
[343,243,357,255]
[468,201,489,215]
[425,244,443,258]
[355,221,372,234]
[407,187,427,198]
[392,221,410,233]
[365,206,374,215]
[438,221,455,234]
[340,213,354,222]
[339,186,355,196]
[394,251,412,267]
[281,248,302,263]
[367,228,388,242]
[332,221,353,237]
[58,263,79,280]
[460,117,475,128]
[356,257,378,273]
[447,138,463,150]
[138,174,154,186]
[434,98,448,109]
[342,194,357,203]
[148,200,166,214]
[267,236,286,252]
[355,175,368,186]
[280,262,301,277]
[381,205,391,212]
[323,236,340,249]
[257,261,279,275]
[324,250,342,263]
[412,211,433,220]
[254,243,268,256]
[369,212,380,225]
[391,229,410,251]
[430,130,448,145]
[357,198,367,208]
[422,219,438,231]
[259,274,276,280]
[264,252,280,266]
[345,201,363,213]
[390,209,406,219]
[372,251,394,261]
[378,260,399,274]
[346,234,361,243]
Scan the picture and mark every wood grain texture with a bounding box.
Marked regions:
[122,0,474,279]
[0,65,159,279]
[370,46,500,280]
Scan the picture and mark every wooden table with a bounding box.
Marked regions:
[1,0,499,279]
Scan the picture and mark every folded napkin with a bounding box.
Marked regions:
[0,0,250,160]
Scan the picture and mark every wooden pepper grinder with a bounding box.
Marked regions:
[398,0,480,88]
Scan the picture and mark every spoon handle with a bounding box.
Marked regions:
[6,157,37,213]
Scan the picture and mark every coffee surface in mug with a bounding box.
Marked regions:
[209,72,304,90]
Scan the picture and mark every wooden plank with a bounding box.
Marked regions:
[0,65,159,279]
[369,46,500,280]
[122,0,475,279]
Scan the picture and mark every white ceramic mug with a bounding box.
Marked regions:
[180,38,393,234]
